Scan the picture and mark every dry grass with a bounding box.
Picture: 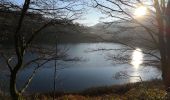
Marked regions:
[0,79,167,100]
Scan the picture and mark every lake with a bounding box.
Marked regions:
[0,43,161,93]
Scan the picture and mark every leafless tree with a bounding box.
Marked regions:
[0,0,84,99]
[91,0,170,97]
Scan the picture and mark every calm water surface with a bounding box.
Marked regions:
[0,43,161,93]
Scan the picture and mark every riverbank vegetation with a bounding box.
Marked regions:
[0,79,166,100]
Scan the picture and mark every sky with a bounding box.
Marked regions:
[11,0,108,26]
[10,0,150,26]
[75,9,103,26]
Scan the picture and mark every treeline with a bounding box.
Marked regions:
[0,6,100,45]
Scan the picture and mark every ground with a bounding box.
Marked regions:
[0,79,167,100]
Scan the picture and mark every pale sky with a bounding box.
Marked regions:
[74,8,107,26]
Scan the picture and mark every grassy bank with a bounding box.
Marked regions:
[0,79,167,100]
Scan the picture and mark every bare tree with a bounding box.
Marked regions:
[0,0,84,99]
[91,0,170,96]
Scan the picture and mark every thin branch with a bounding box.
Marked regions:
[1,53,13,72]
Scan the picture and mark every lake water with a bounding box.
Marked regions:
[0,43,161,93]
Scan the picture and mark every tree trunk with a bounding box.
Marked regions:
[164,1,170,97]
[162,63,170,87]
[10,71,20,100]
[160,56,170,100]
[162,62,170,99]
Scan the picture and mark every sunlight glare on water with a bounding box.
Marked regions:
[131,48,143,69]
[129,48,143,82]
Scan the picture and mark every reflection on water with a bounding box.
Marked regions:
[130,48,143,82]
[0,43,161,92]
[131,48,143,69]
[129,70,141,83]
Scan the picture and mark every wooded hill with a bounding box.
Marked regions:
[0,8,102,45]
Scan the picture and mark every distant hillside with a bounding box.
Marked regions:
[0,9,103,45]
[90,21,158,49]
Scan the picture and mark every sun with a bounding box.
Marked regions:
[134,6,147,17]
